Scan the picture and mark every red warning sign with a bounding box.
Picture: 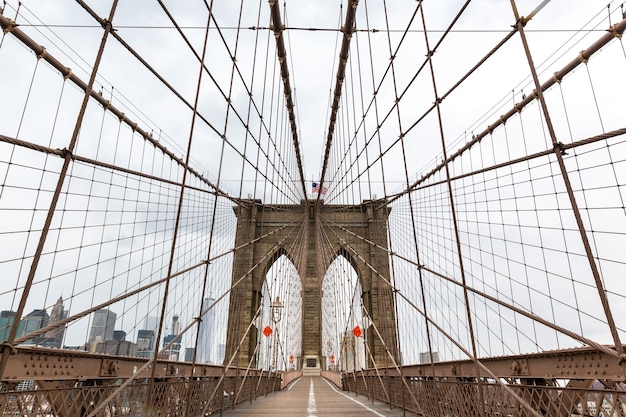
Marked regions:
[353,325,362,337]
[263,326,272,337]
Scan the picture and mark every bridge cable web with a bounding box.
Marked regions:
[320,0,620,412]
[308,0,624,412]
[0,0,304,410]
[1,0,626,416]
[324,0,620,352]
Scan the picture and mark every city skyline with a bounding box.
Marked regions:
[1,304,215,362]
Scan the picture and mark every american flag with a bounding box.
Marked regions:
[312,182,327,194]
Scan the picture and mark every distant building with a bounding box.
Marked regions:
[96,340,137,356]
[171,315,180,335]
[43,296,68,348]
[19,309,49,345]
[143,315,160,336]
[163,334,181,361]
[184,347,195,362]
[419,351,440,364]
[88,309,117,343]
[0,311,20,343]
[162,314,181,361]
[197,297,215,363]
[136,317,159,359]
[113,330,126,341]
[137,329,155,350]
[217,343,226,365]
[136,350,153,359]
[136,329,155,358]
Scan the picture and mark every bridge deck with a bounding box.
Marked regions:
[223,376,408,416]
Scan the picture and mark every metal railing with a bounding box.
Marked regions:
[0,346,283,417]
[341,347,626,416]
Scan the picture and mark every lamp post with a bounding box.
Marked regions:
[270,297,283,371]
[326,339,332,370]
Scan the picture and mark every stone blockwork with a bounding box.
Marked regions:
[224,199,398,368]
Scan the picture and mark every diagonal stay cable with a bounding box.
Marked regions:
[12,214,304,346]
[319,213,622,360]
[0,0,120,380]
[0,12,236,202]
[320,217,556,417]
[386,15,626,207]
[73,0,299,204]
[85,217,304,417]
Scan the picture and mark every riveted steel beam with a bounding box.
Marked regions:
[366,346,626,380]
[0,346,229,381]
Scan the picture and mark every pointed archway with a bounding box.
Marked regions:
[321,254,366,372]
[225,200,398,368]
[257,253,302,371]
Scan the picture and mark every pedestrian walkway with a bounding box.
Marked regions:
[222,376,409,416]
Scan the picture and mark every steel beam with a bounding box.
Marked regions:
[368,346,626,380]
[1,346,228,381]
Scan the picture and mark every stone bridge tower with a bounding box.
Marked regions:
[224,199,398,370]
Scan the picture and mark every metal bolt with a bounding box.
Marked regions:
[510,360,521,375]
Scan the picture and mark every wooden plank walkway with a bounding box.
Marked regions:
[222,376,410,416]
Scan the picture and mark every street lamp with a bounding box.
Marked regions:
[271,297,283,324]
[270,297,283,371]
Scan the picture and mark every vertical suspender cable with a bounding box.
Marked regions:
[318,0,359,204]
[268,0,308,202]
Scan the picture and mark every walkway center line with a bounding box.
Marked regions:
[307,379,317,417]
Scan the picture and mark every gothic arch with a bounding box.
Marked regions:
[252,245,300,293]
[225,200,398,368]
[324,246,361,281]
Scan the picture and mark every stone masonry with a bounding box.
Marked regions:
[224,199,398,369]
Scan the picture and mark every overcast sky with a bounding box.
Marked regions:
[2,0,619,190]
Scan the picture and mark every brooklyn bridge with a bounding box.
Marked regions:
[1,0,626,416]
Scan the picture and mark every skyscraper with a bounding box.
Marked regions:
[171,314,180,336]
[19,309,49,345]
[136,329,155,358]
[184,347,195,362]
[44,296,68,348]
[0,311,18,343]
[143,315,160,338]
[161,313,181,361]
[136,315,160,358]
[163,334,181,361]
[88,309,117,343]
[197,297,215,363]
[113,330,126,341]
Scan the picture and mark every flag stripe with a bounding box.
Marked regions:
[312,182,327,194]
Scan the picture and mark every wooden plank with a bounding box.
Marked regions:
[225,376,408,416]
